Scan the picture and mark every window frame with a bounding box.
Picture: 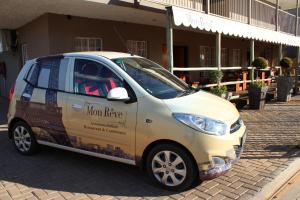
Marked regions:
[232,49,241,67]
[71,57,125,99]
[24,56,70,93]
[126,40,148,57]
[74,37,103,52]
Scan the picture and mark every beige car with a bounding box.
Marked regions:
[7,52,246,190]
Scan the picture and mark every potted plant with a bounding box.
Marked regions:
[277,57,294,102]
[208,70,231,99]
[249,57,269,110]
[210,85,228,99]
[209,70,223,84]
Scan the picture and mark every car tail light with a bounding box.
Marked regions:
[8,82,15,102]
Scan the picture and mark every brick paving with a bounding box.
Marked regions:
[0,97,299,200]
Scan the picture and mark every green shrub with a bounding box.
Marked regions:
[252,57,268,70]
[250,81,264,89]
[210,85,227,96]
[209,70,223,84]
[280,57,293,69]
[280,57,293,76]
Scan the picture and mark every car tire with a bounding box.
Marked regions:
[11,121,39,155]
[146,143,198,191]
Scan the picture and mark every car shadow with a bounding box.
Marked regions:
[0,129,182,197]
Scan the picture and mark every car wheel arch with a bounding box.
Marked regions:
[8,117,29,139]
[140,139,198,172]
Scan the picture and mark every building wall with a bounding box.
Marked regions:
[18,14,50,59]
[16,13,282,84]
[46,14,255,80]
[0,15,51,97]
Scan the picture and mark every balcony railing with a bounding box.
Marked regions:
[147,0,298,36]
[210,0,248,23]
[251,0,276,30]
[150,0,204,11]
[279,9,296,34]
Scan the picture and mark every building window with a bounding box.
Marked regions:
[221,48,228,67]
[200,46,216,67]
[232,49,241,66]
[74,37,103,51]
[127,40,147,57]
[21,44,28,66]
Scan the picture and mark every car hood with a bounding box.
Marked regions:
[163,90,240,124]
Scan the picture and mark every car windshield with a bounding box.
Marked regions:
[112,57,195,99]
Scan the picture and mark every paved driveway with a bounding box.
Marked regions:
[0,98,300,200]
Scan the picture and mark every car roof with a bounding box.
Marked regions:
[63,51,141,60]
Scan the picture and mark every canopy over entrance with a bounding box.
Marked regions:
[172,6,300,47]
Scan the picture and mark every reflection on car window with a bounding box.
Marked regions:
[113,57,193,99]
[74,59,122,97]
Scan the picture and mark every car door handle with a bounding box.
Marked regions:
[72,104,82,110]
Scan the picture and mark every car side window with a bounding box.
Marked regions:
[25,63,39,86]
[32,57,69,91]
[73,59,123,98]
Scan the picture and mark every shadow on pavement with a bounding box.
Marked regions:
[0,129,179,197]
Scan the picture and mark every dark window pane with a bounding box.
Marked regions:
[74,59,122,97]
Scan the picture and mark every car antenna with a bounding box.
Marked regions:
[113,26,134,56]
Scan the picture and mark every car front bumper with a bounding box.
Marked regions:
[199,131,247,180]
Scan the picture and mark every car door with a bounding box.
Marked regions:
[65,58,138,163]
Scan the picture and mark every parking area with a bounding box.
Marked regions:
[0,97,300,200]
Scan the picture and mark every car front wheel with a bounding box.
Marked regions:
[146,143,198,191]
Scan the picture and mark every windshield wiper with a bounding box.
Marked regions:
[177,89,195,97]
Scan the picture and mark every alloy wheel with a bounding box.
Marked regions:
[151,150,187,187]
[13,126,32,152]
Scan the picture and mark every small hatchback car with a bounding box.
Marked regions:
[8,52,246,190]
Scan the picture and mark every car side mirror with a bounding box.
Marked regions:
[107,87,130,102]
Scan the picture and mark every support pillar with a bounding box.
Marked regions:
[279,44,283,60]
[296,0,299,36]
[166,7,174,74]
[206,0,210,14]
[250,40,255,82]
[248,0,252,25]
[279,44,283,75]
[216,32,221,85]
[296,47,300,94]
[276,0,280,31]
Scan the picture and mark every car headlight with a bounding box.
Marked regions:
[172,113,228,136]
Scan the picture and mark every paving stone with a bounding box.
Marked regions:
[232,187,248,196]
[219,190,239,199]
[209,194,227,200]
[202,181,219,190]
[229,181,244,189]
[193,190,212,199]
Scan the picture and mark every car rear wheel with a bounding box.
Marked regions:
[146,143,198,191]
[12,121,38,155]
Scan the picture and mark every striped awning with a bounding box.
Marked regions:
[172,6,300,47]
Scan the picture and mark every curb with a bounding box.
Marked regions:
[253,158,300,200]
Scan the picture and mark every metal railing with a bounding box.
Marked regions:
[144,0,298,35]
[173,66,274,89]
[148,0,204,11]
[298,17,300,35]
[209,0,248,23]
[251,0,276,30]
[279,9,296,35]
